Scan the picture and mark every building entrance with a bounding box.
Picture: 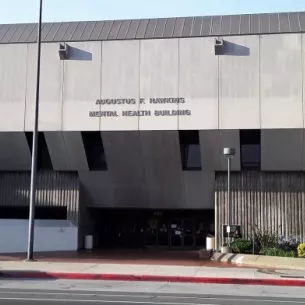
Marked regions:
[170,219,194,247]
[89,209,214,250]
[145,214,210,249]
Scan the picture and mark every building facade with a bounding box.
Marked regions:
[0,12,305,251]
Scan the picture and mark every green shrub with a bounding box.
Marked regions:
[250,225,280,252]
[231,238,252,254]
[278,236,300,252]
[260,247,296,257]
[297,243,305,258]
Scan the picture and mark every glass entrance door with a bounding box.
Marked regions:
[183,219,195,247]
[145,213,205,249]
[170,219,183,247]
[158,219,169,247]
[170,219,195,248]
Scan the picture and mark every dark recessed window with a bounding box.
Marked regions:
[0,206,67,220]
[81,131,108,171]
[179,130,202,171]
[240,130,261,170]
[25,132,53,171]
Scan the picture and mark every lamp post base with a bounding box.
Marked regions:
[24,258,36,262]
[221,246,232,254]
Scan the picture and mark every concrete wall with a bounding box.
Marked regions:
[215,171,305,249]
[78,130,214,209]
[0,130,227,210]
[0,32,304,213]
[0,44,27,131]
[260,35,303,129]
[101,41,140,131]
[0,132,31,170]
[0,34,304,131]
[1,129,305,210]
[77,129,305,209]
[25,43,64,131]
[0,220,78,253]
[0,171,80,224]
[179,37,218,130]
[62,42,101,131]
[261,129,304,171]
[219,36,260,129]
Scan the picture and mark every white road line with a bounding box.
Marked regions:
[0,291,95,297]
[0,297,220,305]
[201,297,305,304]
[0,290,305,304]
[0,291,304,303]
[0,291,305,304]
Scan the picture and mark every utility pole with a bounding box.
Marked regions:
[26,0,43,261]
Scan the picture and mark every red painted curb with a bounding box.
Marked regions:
[0,271,305,286]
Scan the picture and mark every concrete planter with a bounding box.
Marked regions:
[221,246,232,254]
[211,252,305,271]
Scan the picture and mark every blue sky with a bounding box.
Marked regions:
[1,0,305,24]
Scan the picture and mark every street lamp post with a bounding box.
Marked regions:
[223,148,235,247]
[26,0,43,261]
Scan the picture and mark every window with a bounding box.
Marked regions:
[240,130,261,170]
[0,206,67,220]
[25,132,53,171]
[179,130,202,171]
[81,131,108,171]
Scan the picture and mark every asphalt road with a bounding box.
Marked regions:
[0,289,304,305]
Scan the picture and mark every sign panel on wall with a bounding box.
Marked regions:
[89,97,192,118]
[222,224,242,238]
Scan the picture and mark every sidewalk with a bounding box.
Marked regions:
[0,260,305,286]
[0,249,209,266]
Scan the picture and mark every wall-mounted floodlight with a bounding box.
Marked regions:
[59,43,70,60]
[215,38,225,55]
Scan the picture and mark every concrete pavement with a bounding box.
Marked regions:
[0,249,204,265]
[0,260,304,286]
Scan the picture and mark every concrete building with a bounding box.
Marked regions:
[0,11,305,252]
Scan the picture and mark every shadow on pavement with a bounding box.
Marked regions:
[0,250,239,267]
[0,270,57,281]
